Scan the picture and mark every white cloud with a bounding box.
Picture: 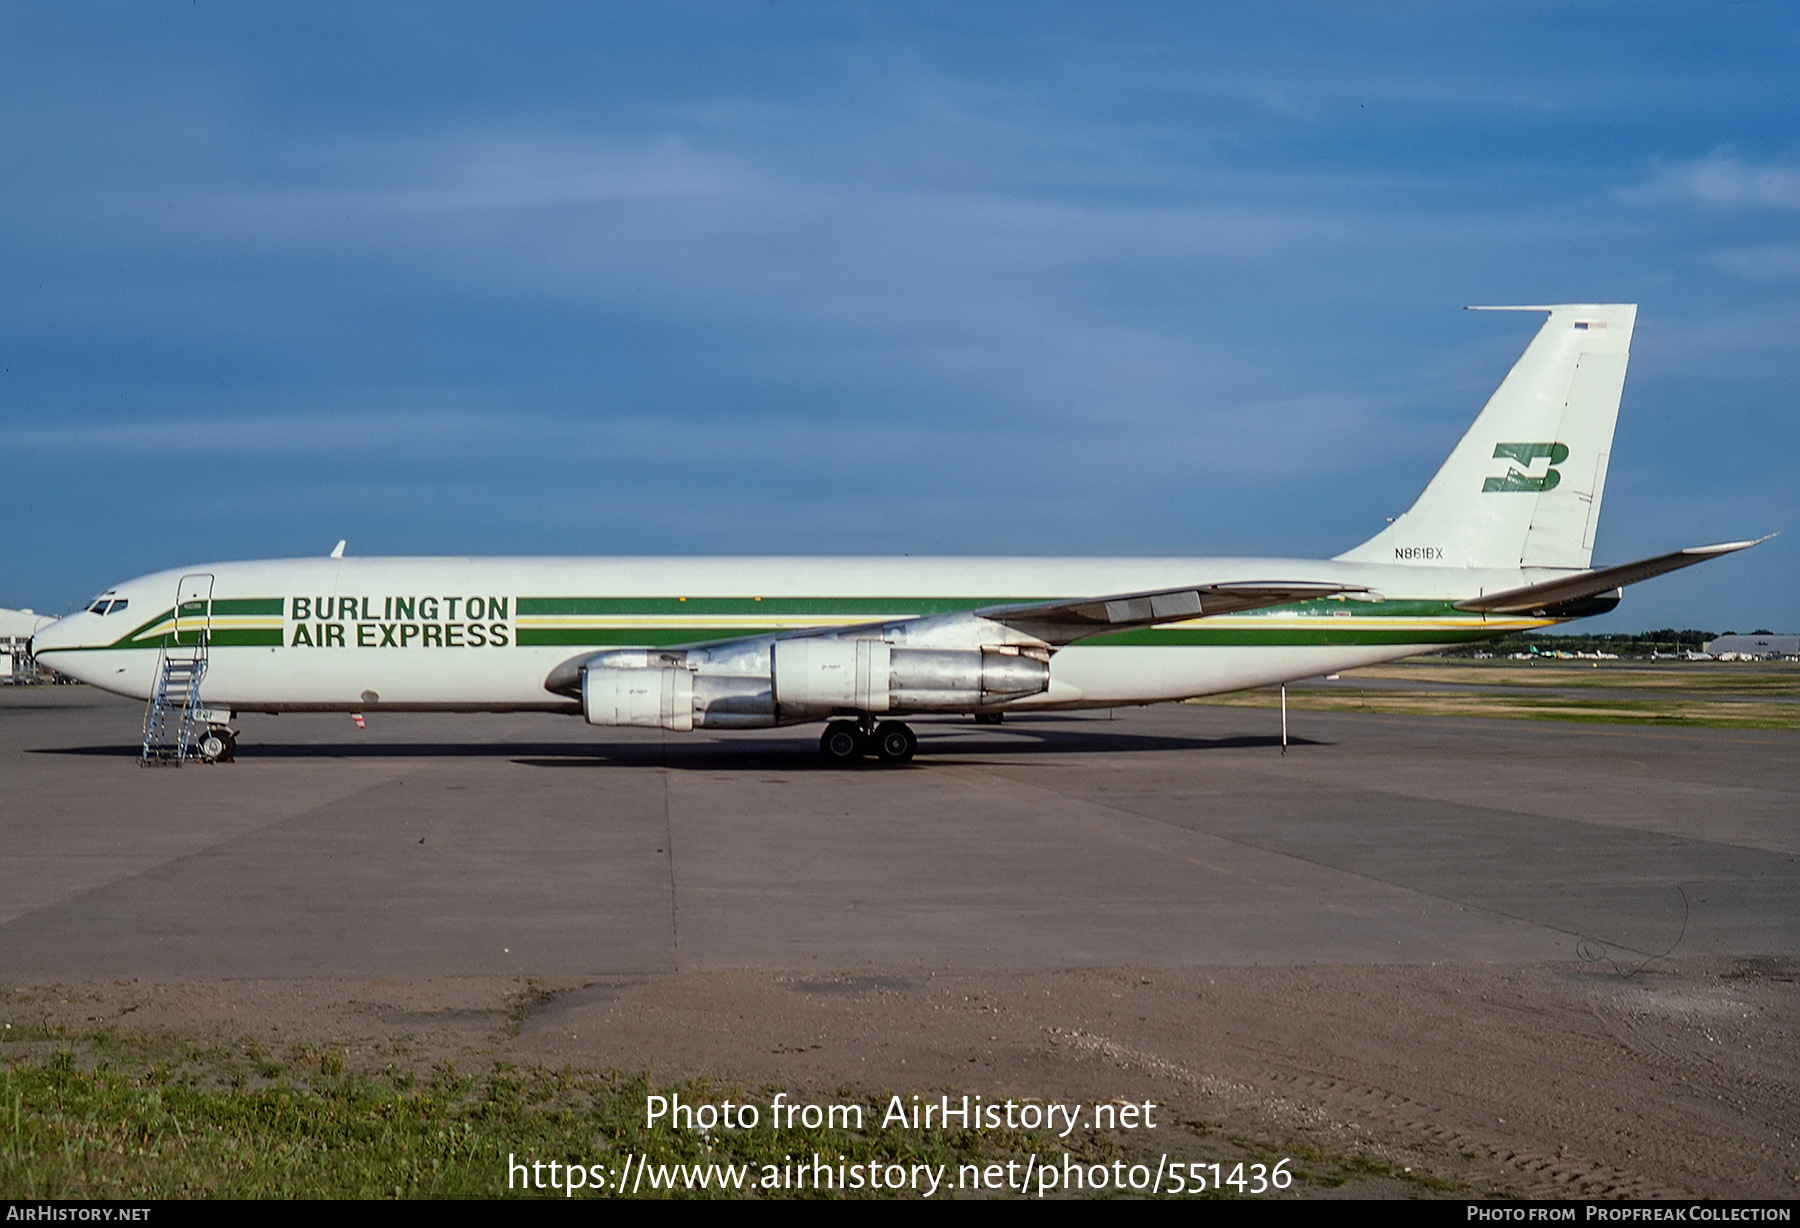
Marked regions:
[1620,150,1800,211]
[1708,241,1800,283]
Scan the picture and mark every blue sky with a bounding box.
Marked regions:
[2,2,1794,631]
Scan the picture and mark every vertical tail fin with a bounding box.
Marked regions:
[1336,304,1636,571]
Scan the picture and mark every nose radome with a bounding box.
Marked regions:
[25,615,69,655]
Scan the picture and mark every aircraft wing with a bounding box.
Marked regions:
[1454,538,1769,616]
[975,580,1369,646]
[546,579,1369,698]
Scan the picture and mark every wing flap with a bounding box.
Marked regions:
[545,579,1372,695]
[982,580,1368,645]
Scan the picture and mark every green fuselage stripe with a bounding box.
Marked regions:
[513,625,1501,649]
[63,594,1526,652]
[513,595,1473,618]
[212,598,285,616]
[511,595,1510,648]
[514,596,1009,617]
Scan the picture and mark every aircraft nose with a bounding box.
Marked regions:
[25,616,69,656]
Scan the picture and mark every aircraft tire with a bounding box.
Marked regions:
[973,712,1003,725]
[873,721,917,765]
[819,722,863,764]
[196,728,237,764]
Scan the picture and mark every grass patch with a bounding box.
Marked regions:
[1355,662,1800,696]
[1264,1133,1465,1196]
[1191,688,1800,730]
[0,1027,1434,1199]
[1169,1117,1468,1197]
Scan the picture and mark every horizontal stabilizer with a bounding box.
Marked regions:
[1454,538,1769,615]
[984,581,1367,645]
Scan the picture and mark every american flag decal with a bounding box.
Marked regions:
[1574,320,1607,330]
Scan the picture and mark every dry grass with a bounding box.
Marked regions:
[1189,661,1800,730]
[1349,662,1800,695]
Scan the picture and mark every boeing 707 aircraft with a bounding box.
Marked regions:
[29,304,1761,765]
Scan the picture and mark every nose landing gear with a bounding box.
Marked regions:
[196,727,237,764]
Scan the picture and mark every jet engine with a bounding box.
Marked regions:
[575,632,1050,731]
[771,639,1048,713]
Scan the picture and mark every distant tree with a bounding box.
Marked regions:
[1440,627,1717,658]
[1752,629,1774,636]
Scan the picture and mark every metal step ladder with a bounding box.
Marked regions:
[142,579,214,765]
[142,651,208,765]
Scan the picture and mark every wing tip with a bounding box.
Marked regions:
[1683,534,1775,557]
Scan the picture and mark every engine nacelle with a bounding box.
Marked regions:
[582,648,776,730]
[771,637,891,711]
[771,640,1048,713]
[574,621,1053,729]
[582,664,695,731]
[890,647,1049,710]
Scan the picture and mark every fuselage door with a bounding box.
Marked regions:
[175,574,215,649]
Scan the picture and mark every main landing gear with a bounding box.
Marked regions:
[819,719,917,766]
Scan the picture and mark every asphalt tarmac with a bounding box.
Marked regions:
[3,684,1795,980]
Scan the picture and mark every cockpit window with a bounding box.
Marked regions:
[105,599,128,615]
[84,595,127,615]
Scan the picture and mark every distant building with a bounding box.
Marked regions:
[1702,633,1800,659]
[0,607,56,681]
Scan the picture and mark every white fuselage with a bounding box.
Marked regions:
[30,555,1558,717]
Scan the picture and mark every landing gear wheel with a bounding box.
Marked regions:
[819,722,864,764]
[872,721,917,765]
[973,712,1004,725]
[196,728,235,764]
